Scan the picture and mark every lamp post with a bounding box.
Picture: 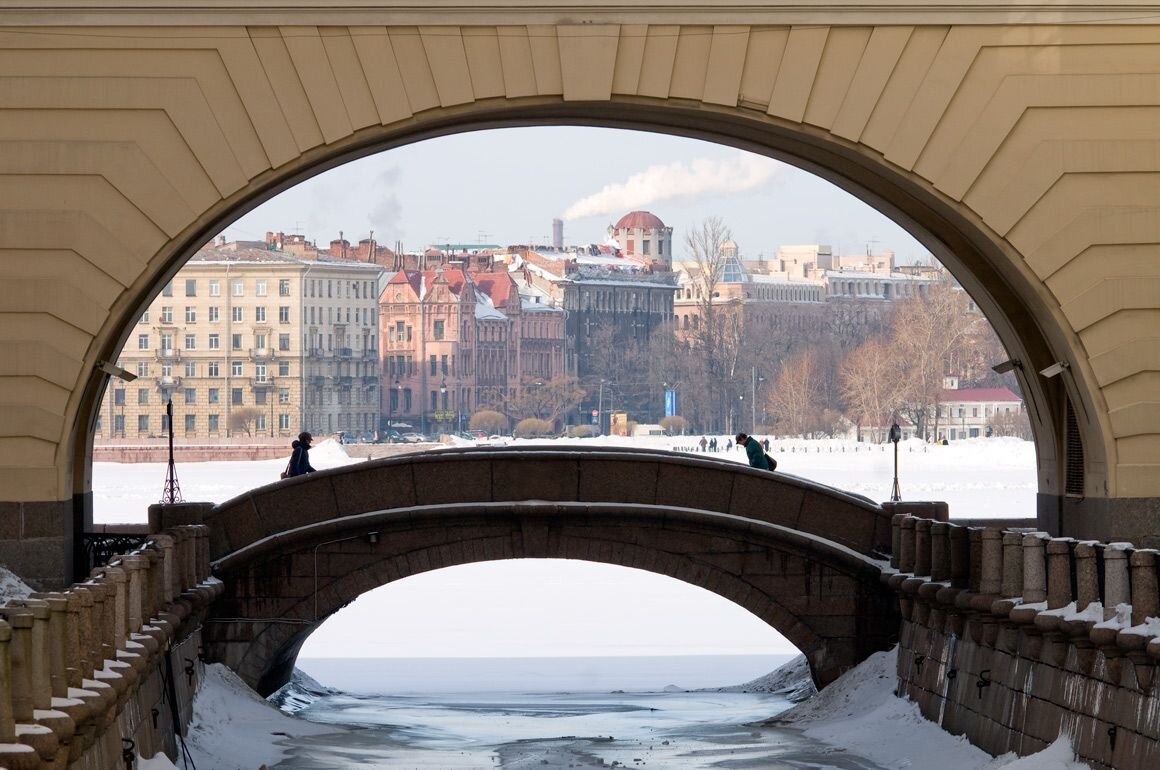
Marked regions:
[889,421,902,502]
[597,378,605,436]
[439,377,447,435]
[750,367,764,430]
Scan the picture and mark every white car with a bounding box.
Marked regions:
[400,432,426,443]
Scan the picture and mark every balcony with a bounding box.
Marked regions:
[155,349,181,362]
[362,375,379,387]
[362,350,379,360]
[308,375,326,387]
[249,347,274,361]
[251,377,276,389]
[337,347,353,358]
[336,375,354,388]
[308,347,329,358]
[156,375,181,388]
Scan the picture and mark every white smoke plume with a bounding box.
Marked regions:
[562,151,781,221]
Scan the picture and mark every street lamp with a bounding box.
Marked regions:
[889,421,902,502]
[439,377,447,435]
[750,367,764,430]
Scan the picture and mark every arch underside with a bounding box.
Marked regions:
[2,17,1158,590]
[205,502,897,696]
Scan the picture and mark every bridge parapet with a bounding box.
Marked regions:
[0,524,223,769]
[887,514,1160,768]
[207,445,896,561]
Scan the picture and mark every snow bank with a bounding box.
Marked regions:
[775,646,1087,769]
[713,653,817,702]
[183,663,344,770]
[0,565,33,601]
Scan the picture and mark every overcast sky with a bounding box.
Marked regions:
[222,126,930,264]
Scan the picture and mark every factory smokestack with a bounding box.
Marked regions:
[552,218,564,249]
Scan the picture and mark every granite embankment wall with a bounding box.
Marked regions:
[889,515,1160,769]
[0,525,220,769]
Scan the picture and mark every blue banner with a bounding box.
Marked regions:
[664,390,677,417]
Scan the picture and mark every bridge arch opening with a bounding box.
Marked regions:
[81,108,1081,530]
[296,558,798,692]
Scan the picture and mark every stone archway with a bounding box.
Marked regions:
[4,12,1160,586]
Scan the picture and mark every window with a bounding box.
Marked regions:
[279,413,290,430]
[161,306,173,324]
[208,388,220,404]
[113,388,125,406]
[396,321,404,341]
[185,306,196,323]
[232,361,243,377]
[255,413,267,430]
[441,355,448,375]
[255,279,268,297]
[430,390,437,410]
[184,388,195,404]
[255,334,267,350]
[279,333,290,351]
[255,306,266,323]
[161,333,174,352]
[184,361,196,377]
[231,333,242,350]
[185,279,197,297]
[255,390,267,406]
[279,279,290,296]
[209,280,220,297]
[184,414,196,434]
[138,334,149,350]
[433,320,444,340]
[138,389,148,405]
[642,240,651,255]
[136,362,149,378]
[208,414,219,432]
[232,306,243,323]
[161,282,173,297]
[138,415,150,434]
[208,333,220,350]
[209,306,220,322]
[278,360,290,377]
[231,388,243,405]
[113,414,125,435]
[279,388,290,404]
[184,334,196,350]
[430,355,437,376]
[161,412,170,433]
[231,280,244,297]
[279,306,290,323]
[208,361,219,377]
[404,388,412,411]
[139,311,149,325]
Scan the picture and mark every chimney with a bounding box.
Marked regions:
[552,218,564,249]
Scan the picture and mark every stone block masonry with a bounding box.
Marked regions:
[0,524,222,769]
[888,514,1160,769]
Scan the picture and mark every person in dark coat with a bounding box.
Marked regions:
[288,431,317,477]
[736,432,770,471]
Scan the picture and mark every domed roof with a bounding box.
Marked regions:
[614,210,666,230]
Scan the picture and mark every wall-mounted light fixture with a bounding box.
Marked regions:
[96,360,137,382]
[1039,361,1069,379]
[990,359,1022,375]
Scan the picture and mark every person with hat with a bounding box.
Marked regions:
[736,432,771,471]
[287,431,317,478]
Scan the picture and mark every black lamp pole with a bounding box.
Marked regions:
[889,421,902,502]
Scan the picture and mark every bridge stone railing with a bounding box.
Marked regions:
[886,514,1160,770]
[0,525,222,769]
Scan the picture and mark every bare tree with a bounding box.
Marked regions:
[684,217,734,430]
[840,339,904,442]
[766,350,820,437]
[228,407,263,436]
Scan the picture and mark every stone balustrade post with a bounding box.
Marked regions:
[196,526,211,582]
[891,514,904,569]
[70,586,96,681]
[951,528,969,589]
[153,533,177,604]
[1074,543,1100,612]
[899,517,916,573]
[1001,533,1024,598]
[78,581,108,667]
[0,607,34,722]
[0,620,13,742]
[177,527,196,591]
[39,594,69,699]
[123,554,146,635]
[103,567,128,651]
[914,519,932,578]
[89,577,116,663]
[21,600,51,712]
[980,528,1004,596]
[63,592,83,689]
[930,522,950,582]
[1102,547,1131,621]
[144,544,165,619]
[1022,533,1049,604]
[1046,539,1075,610]
[1129,550,1159,627]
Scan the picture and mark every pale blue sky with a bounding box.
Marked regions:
[223,126,930,264]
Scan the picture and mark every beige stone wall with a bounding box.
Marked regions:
[0,4,1159,539]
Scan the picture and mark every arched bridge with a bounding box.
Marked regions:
[202,446,898,695]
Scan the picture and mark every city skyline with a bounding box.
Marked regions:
[221,126,932,264]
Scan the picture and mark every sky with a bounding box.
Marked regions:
[221,126,931,264]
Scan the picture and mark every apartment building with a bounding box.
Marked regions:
[95,243,382,441]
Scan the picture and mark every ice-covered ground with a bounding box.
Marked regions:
[92,434,1037,523]
[135,649,1087,770]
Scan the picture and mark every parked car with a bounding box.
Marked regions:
[400,432,426,443]
[377,430,402,443]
